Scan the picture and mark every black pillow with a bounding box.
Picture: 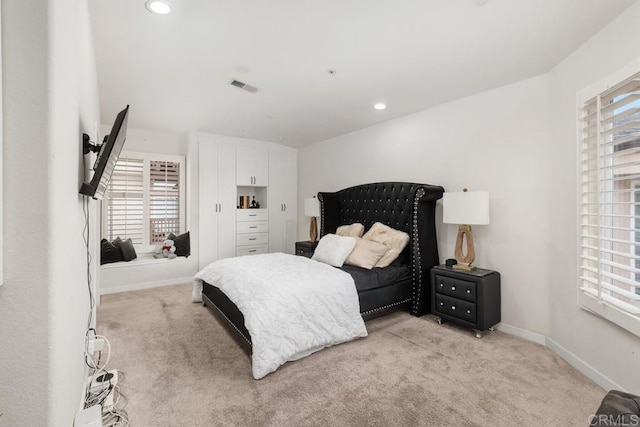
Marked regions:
[101,238,123,265]
[168,231,190,257]
[114,237,137,262]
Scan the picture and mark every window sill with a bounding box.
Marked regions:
[579,290,640,338]
[100,253,191,269]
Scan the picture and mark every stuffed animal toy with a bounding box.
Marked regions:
[153,239,177,259]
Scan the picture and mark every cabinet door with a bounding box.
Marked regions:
[237,146,269,186]
[217,143,237,260]
[269,149,297,254]
[198,141,219,269]
[236,146,253,186]
[268,150,285,252]
[282,150,298,255]
[252,147,269,187]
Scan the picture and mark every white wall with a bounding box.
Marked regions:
[299,75,552,337]
[546,1,640,392]
[0,0,101,425]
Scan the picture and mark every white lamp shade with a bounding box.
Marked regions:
[443,191,490,225]
[304,197,320,217]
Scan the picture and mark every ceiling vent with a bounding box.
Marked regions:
[230,79,259,93]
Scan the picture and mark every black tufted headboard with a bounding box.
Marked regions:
[318,182,444,316]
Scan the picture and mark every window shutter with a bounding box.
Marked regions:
[579,72,640,330]
[149,160,181,245]
[105,156,144,245]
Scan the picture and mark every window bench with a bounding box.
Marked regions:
[100,253,198,295]
[100,253,190,269]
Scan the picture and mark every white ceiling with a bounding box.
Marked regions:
[89,0,637,147]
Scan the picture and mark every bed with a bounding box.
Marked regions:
[194,182,444,376]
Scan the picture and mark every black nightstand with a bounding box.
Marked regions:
[431,265,501,338]
[295,241,318,258]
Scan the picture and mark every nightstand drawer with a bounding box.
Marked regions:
[434,274,476,302]
[435,294,476,324]
[295,241,318,258]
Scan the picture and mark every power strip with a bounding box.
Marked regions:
[88,369,118,394]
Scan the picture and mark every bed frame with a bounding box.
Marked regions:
[202,182,444,351]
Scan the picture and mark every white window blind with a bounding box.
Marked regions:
[104,152,185,252]
[579,71,640,337]
[149,160,181,244]
[105,156,144,246]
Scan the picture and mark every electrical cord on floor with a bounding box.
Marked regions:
[81,154,129,426]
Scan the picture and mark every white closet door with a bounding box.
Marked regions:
[268,150,286,253]
[282,150,298,255]
[198,141,219,269]
[217,143,237,260]
[269,149,297,254]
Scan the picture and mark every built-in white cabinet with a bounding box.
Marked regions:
[195,133,296,267]
[198,139,237,269]
[236,147,269,187]
[269,149,297,254]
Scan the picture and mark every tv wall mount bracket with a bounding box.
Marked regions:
[82,133,104,155]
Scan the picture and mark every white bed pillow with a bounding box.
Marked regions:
[312,234,357,267]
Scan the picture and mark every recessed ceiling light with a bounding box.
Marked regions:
[373,103,387,110]
[145,0,172,14]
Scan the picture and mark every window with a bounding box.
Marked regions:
[579,69,640,337]
[103,152,185,253]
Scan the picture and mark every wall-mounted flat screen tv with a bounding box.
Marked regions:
[80,105,130,199]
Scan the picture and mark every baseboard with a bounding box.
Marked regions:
[495,322,547,345]
[545,337,625,392]
[100,276,194,295]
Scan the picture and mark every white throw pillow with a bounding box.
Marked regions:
[312,234,357,267]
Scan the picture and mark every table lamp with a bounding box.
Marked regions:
[304,197,320,242]
[443,189,490,271]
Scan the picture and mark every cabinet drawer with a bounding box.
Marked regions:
[236,221,269,234]
[236,245,268,256]
[237,209,268,222]
[434,274,476,302]
[237,233,269,246]
[435,294,476,324]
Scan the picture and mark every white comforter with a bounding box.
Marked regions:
[192,253,367,379]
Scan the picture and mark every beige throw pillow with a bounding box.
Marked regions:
[362,222,410,268]
[336,223,365,238]
[345,238,388,270]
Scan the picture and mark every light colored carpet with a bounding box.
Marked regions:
[97,283,604,426]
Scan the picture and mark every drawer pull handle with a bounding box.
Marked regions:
[249,226,257,229]
[440,302,443,306]
[249,238,257,241]
[249,250,257,253]
[439,283,444,287]
[451,286,456,291]
[467,310,471,314]
[249,214,257,217]
[466,290,471,294]
[452,306,456,310]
